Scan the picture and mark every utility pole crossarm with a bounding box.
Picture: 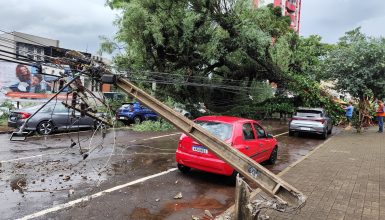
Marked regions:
[110,76,306,207]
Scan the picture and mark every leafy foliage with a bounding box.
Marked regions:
[102,0,347,121]
[0,101,13,120]
[289,74,344,123]
[323,28,385,99]
[131,120,175,132]
[322,28,385,130]
[103,0,292,110]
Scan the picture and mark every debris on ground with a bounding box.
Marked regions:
[155,198,160,202]
[68,189,75,197]
[258,214,270,220]
[15,163,25,169]
[192,215,200,220]
[63,176,71,181]
[174,192,183,199]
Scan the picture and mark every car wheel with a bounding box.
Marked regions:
[289,130,294,136]
[177,163,191,174]
[37,121,54,135]
[321,128,328,140]
[133,116,142,124]
[328,125,333,134]
[227,170,239,186]
[267,147,278,165]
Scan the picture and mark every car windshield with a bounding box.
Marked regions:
[195,120,233,140]
[296,110,322,118]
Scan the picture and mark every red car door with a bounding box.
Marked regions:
[238,122,266,163]
[253,123,275,161]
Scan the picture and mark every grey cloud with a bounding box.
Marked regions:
[0,0,118,55]
[301,0,385,42]
[2,0,385,55]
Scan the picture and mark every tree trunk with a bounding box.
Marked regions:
[356,96,372,133]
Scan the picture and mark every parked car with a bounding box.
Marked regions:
[289,107,333,139]
[8,102,103,135]
[175,116,278,178]
[102,92,125,101]
[116,102,158,124]
[174,106,191,118]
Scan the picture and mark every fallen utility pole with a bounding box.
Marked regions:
[103,74,306,208]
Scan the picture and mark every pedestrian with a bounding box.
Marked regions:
[376,100,385,133]
[343,100,354,127]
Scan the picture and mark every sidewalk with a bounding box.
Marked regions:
[258,127,385,220]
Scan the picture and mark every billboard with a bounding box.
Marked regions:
[0,61,69,101]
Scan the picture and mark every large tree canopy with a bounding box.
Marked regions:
[321,28,385,130]
[103,0,292,111]
[323,28,385,99]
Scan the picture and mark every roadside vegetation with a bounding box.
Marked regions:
[100,0,385,132]
[131,120,175,132]
[0,101,12,128]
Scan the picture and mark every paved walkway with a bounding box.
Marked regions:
[260,128,385,220]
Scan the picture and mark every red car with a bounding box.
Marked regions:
[175,116,278,177]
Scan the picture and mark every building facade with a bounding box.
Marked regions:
[253,0,302,33]
[0,31,59,62]
[0,32,107,102]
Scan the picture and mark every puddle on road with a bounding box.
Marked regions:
[129,196,232,220]
[110,159,133,175]
[109,156,172,176]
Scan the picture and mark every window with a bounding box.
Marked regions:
[295,110,323,118]
[242,123,255,140]
[53,103,69,113]
[195,121,233,140]
[253,123,266,138]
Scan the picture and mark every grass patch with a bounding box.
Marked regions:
[0,117,7,126]
[132,120,175,132]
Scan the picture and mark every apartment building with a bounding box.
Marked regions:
[0,31,59,62]
[253,0,302,33]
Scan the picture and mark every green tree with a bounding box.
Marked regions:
[323,28,385,131]
[103,0,292,112]
[268,32,341,120]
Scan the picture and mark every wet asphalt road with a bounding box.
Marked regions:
[0,121,340,220]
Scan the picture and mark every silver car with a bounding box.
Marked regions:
[8,102,100,135]
[289,107,333,139]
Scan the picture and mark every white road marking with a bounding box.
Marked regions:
[133,152,175,155]
[0,153,56,163]
[274,131,288,137]
[16,168,178,220]
[141,132,180,141]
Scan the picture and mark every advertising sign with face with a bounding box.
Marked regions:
[0,61,64,101]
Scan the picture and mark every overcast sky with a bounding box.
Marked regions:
[300,0,385,42]
[1,0,385,58]
[0,0,118,57]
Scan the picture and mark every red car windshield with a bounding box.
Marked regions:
[195,120,233,140]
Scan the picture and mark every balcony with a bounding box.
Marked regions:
[286,0,296,12]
